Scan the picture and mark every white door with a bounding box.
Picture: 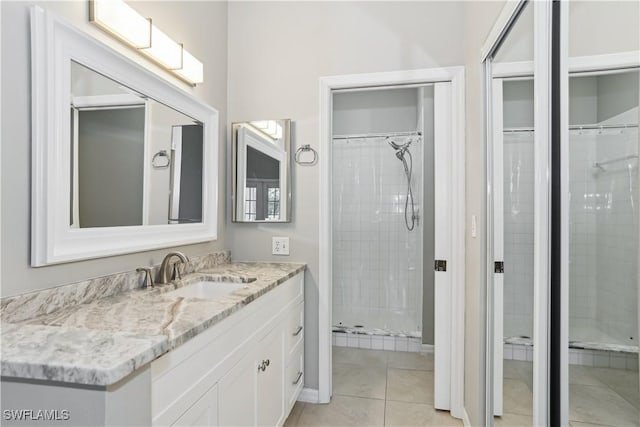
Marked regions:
[491,79,505,416]
[433,81,453,410]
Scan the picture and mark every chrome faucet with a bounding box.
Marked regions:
[158,252,190,284]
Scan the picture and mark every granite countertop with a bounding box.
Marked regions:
[1,262,305,386]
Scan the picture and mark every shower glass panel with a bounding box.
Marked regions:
[332,135,423,337]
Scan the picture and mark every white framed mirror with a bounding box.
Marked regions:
[30,6,219,266]
[231,120,291,222]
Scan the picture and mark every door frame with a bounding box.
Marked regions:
[318,66,466,418]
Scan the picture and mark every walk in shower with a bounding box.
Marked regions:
[331,86,433,351]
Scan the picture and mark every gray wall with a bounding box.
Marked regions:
[503,73,640,129]
[227,1,465,392]
[332,88,419,135]
[570,77,598,125]
[77,107,145,227]
[0,0,228,297]
[597,71,640,123]
[503,80,535,128]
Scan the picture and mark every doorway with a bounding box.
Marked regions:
[318,67,466,418]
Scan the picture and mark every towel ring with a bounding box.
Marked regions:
[152,150,171,169]
[295,144,318,165]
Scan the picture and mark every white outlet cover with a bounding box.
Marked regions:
[272,237,290,255]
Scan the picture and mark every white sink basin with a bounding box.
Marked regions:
[166,281,247,299]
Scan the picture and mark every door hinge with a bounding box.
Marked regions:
[495,261,504,274]
[434,260,447,272]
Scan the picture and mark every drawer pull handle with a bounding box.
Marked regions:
[293,326,303,337]
[258,360,270,372]
[292,371,303,385]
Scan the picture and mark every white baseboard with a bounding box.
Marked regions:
[462,408,471,427]
[421,344,435,353]
[297,387,320,404]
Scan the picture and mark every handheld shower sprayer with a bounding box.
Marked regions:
[387,137,418,231]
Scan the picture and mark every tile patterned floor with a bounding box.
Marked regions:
[496,360,639,426]
[284,347,461,427]
[285,351,639,426]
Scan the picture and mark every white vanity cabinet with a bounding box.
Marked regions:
[151,273,304,427]
[172,384,218,427]
[219,326,285,426]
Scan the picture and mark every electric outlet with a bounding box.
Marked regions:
[272,237,290,255]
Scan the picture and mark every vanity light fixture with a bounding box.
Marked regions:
[89,0,204,85]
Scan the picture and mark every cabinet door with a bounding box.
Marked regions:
[256,327,285,427]
[172,384,218,427]
[218,351,256,426]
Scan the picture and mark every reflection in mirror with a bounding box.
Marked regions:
[70,61,203,228]
[232,120,291,222]
[488,2,535,424]
[567,1,639,424]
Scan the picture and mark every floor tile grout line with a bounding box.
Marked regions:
[332,392,386,401]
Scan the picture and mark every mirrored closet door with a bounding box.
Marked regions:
[483,0,553,425]
[559,1,639,425]
[484,1,639,425]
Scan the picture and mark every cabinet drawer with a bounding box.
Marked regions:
[285,302,304,357]
[285,347,304,412]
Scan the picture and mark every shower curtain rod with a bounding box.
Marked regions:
[332,130,422,140]
[503,123,639,132]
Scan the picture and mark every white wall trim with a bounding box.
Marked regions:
[532,2,553,425]
[491,50,640,78]
[318,66,466,416]
[297,388,319,404]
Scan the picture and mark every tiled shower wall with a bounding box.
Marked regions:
[504,128,639,348]
[569,128,638,347]
[592,128,638,346]
[568,131,600,341]
[503,132,535,339]
[332,136,423,335]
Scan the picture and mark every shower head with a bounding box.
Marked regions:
[387,137,413,159]
[388,139,404,150]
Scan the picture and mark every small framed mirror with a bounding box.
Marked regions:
[231,120,292,222]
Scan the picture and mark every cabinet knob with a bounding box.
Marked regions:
[258,359,270,372]
[293,326,303,337]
